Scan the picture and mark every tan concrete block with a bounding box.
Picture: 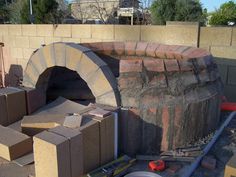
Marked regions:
[15,36,29,48]
[44,37,62,45]
[24,61,40,84]
[0,25,9,35]
[36,24,54,37]
[141,25,166,43]
[224,155,236,177]
[77,52,106,81]
[72,25,91,38]
[8,25,22,36]
[34,131,70,177]
[92,25,114,40]
[200,27,232,46]
[0,95,8,126]
[23,48,35,59]
[0,35,3,42]
[87,68,114,97]
[232,28,236,46]
[164,25,199,46]
[62,37,80,43]
[53,24,71,37]
[78,119,100,173]
[53,43,66,66]
[96,90,118,107]
[22,25,36,36]
[19,58,29,71]
[3,35,15,46]
[29,50,47,74]
[115,25,140,41]
[80,38,102,43]
[41,44,56,68]
[0,87,27,125]
[21,114,65,136]
[11,48,23,59]
[49,126,83,177]
[65,45,83,70]
[211,46,236,59]
[92,114,115,165]
[0,125,32,161]
[29,36,45,49]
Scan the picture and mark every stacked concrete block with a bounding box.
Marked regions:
[0,87,27,126]
[20,87,46,114]
[34,131,71,177]
[0,125,32,161]
[21,114,65,136]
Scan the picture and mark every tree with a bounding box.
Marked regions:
[20,0,62,24]
[209,1,236,26]
[0,0,10,23]
[150,0,206,25]
[8,0,26,24]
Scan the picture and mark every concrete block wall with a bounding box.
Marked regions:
[199,27,236,101]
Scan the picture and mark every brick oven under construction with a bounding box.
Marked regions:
[23,42,223,156]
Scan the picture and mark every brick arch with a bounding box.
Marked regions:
[23,42,119,107]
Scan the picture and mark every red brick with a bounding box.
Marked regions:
[188,48,210,58]
[140,95,160,106]
[102,42,114,55]
[149,74,167,88]
[114,42,125,55]
[161,106,170,151]
[146,43,160,57]
[149,108,157,115]
[136,42,148,56]
[164,59,179,72]
[88,42,103,52]
[182,47,198,59]
[118,76,143,89]
[173,106,182,149]
[201,156,216,170]
[144,59,165,72]
[119,59,143,73]
[125,42,137,56]
[178,59,193,71]
[165,45,181,59]
[155,44,169,58]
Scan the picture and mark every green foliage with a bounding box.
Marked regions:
[20,0,62,24]
[8,0,26,24]
[209,1,236,26]
[150,0,206,25]
[0,0,9,23]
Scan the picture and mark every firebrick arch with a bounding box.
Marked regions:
[23,42,119,107]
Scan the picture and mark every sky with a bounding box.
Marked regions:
[201,0,231,12]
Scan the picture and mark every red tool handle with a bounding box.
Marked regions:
[149,160,165,171]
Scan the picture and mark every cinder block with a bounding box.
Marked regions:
[232,28,236,46]
[49,126,83,177]
[54,25,71,38]
[11,48,23,59]
[80,38,102,43]
[15,36,29,48]
[200,27,232,46]
[44,37,62,45]
[22,25,36,36]
[72,25,91,38]
[36,25,54,37]
[23,48,35,59]
[115,25,140,41]
[3,35,15,46]
[141,25,166,43]
[0,87,27,125]
[211,46,236,59]
[92,114,115,165]
[20,87,46,114]
[120,59,143,73]
[8,25,22,36]
[0,25,9,36]
[224,155,236,177]
[62,37,80,43]
[78,118,100,173]
[92,25,114,40]
[34,131,71,177]
[54,43,66,66]
[0,125,32,161]
[29,37,45,49]
[65,45,83,70]
[21,114,65,136]
[0,94,7,126]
